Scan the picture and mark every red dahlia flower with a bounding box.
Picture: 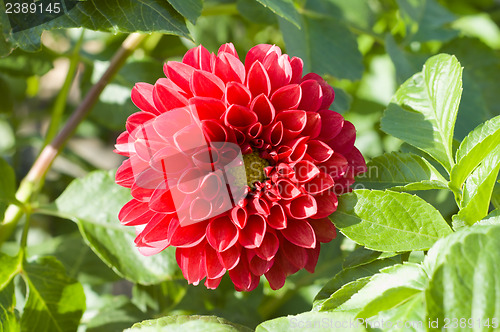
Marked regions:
[115,43,366,291]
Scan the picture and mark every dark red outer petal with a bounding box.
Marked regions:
[270,84,301,111]
[317,110,344,142]
[231,206,248,229]
[267,204,287,230]
[308,218,337,243]
[206,216,239,252]
[153,78,189,113]
[239,214,267,249]
[176,243,207,285]
[164,61,195,96]
[280,219,316,248]
[131,83,159,114]
[249,255,273,276]
[312,191,338,219]
[281,237,308,270]
[305,244,321,273]
[217,244,241,270]
[255,231,279,261]
[289,57,303,84]
[306,140,333,164]
[169,218,207,248]
[190,70,225,99]
[205,243,226,279]
[190,97,226,121]
[298,80,322,112]
[327,120,356,155]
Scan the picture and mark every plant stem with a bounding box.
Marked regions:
[0,32,147,246]
[43,30,85,146]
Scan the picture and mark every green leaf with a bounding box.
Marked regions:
[0,281,19,332]
[126,315,253,332]
[441,38,499,139]
[479,209,500,225]
[452,145,500,227]
[21,256,86,332]
[167,0,203,24]
[449,114,500,193]
[384,34,427,84]
[355,152,448,191]
[396,0,458,43]
[0,253,20,291]
[0,49,54,77]
[255,0,300,28]
[85,295,147,332]
[55,170,180,285]
[279,14,363,80]
[1,1,189,53]
[256,311,367,332]
[426,224,500,330]
[316,276,371,312]
[314,258,401,309]
[236,0,277,25]
[331,190,453,252]
[132,280,187,313]
[381,54,463,172]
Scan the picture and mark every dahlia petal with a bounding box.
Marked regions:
[283,194,318,220]
[262,121,283,146]
[301,112,321,139]
[205,243,226,279]
[275,110,307,141]
[131,168,164,201]
[217,244,241,270]
[250,93,275,126]
[149,187,180,214]
[264,260,286,290]
[267,204,287,229]
[304,171,334,194]
[119,199,151,225]
[225,105,258,129]
[302,73,335,109]
[218,43,239,58]
[320,152,348,180]
[344,146,367,176]
[247,122,263,139]
[205,276,223,289]
[173,124,207,152]
[169,218,207,247]
[263,53,292,92]
[276,145,292,161]
[231,206,248,229]
[114,132,133,157]
[136,213,171,245]
[177,168,203,194]
[201,120,235,144]
[249,255,273,276]
[281,219,316,249]
[239,214,266,249]
[270,84,301,111]
[306,140,333,163]
[282,238,308,270]
[225,82,252,107]
[228,254,259,291]
[138,243,169,256]
[191,146,219,170]
[249,197,270,215]
[153,107,192,141]
[244,44,275,72]
[285,136,308,164]
[305,244,321,273]
[176,243,207,286]
[318,110,344,142]
[298,80,322,112]
[150,146,191,174]
[190,97,226,121]
[190,70,225,99]
[189,197,213,222]
[126,111,155,133]
[277,179,301,200]
[293,160,320,183]
[289,56,304,84]
[255,231,279,260]
[153,78,189,112]
[182,44,213,71]
[131,83,159,114]
[233,128,246,146]
[327,120,356,155]
[312,191,338,219]
[247,61,271,97]
[116,158,142,188]
[199,172,222,201]
[215,52,245,84]
[207,216,239,252]
[164,61,195,95]
[308,218,337,243]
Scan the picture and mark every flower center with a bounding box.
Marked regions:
[230,150,269,189]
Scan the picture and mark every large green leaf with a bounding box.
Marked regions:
[314,258,401,309]
[384,34,427,85]
[21,256,86,332]
[85,295,147,332]
[381,54,462,172]
[55,170,180,285]
[426,224,500,330]
[449,114,500,193]
[0,0,189,55]
[167,0,203,24]
[441,38,500,139]
[331,190,452,252]
[396,0,458,43]
[256,311,367,332]
[255,0,300,28]
[355,152,448,191]
[452,145,500,227]
[279,7,363,80]
[0,253,20,291]
[126,315,253,332]
[0,281,19,332]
